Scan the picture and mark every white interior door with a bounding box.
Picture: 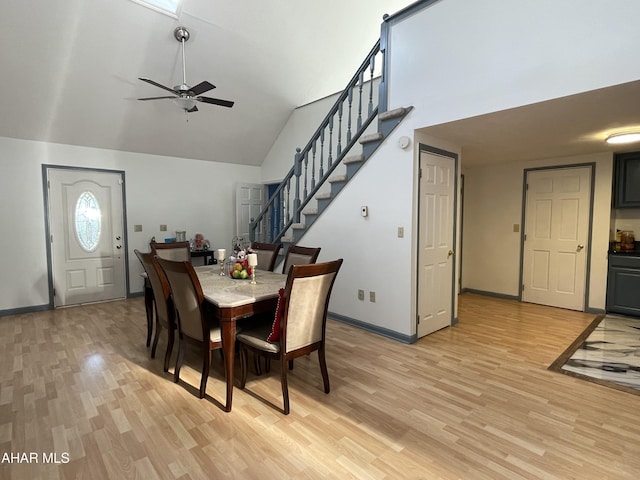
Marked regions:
[47,168,126,307]
[522,166,591,311]
[417,151,456,338]
[236,183,265,242]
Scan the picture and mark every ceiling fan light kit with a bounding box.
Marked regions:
[138,26,234,113]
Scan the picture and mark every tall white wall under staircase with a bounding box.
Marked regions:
[260,0,640,342]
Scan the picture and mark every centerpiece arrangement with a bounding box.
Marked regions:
[228,247,258,283]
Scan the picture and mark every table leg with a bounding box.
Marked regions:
[221,321,236,412]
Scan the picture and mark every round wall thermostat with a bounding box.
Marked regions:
[398,136,411,149]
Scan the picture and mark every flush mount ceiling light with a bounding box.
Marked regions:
[605,132,640,145]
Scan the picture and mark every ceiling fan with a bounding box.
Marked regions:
[138,26,234,113]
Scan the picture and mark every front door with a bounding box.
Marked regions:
[522,166,591,311]
[417,150,456,337]
[47,167,126,307]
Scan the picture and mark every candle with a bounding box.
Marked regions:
[217,248,226,261]
[247,253,258,267]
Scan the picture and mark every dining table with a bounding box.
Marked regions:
[194,265,286,412]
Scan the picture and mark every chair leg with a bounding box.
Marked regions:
[151,322,162,359]
[254,353,262,376]
[281,357,290,415]
[163,327,175,373]
[265,357,271,373]
[318,345,330,394]
[199,346,211,399]
[174,338,184,383]
[239,344,248,389]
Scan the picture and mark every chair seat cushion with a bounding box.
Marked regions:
[237,323,280,353]
[210,326,222,343]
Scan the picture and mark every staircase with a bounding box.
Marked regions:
[249,39,412,249]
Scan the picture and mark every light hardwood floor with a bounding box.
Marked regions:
[1,294,639,479]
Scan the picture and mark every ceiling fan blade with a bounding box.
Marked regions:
[138,96,177,101]
[187,105,199,113]
[190,81,216,96]
[138,77,178,95]
[197,96,235,108]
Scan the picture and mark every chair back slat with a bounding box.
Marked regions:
[251,241,282,272]
[282,245,321,274]
[151,241,191,262]
[135,250,172,328]
[156,258,206,342]
[285,272,337,352]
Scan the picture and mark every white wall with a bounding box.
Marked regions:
[461,152,613,310]
[255,0,640,339]
[0,136,260,312]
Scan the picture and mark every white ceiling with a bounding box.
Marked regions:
[0,0,415,166]
[419,80,640,168]
[2,0,639,169]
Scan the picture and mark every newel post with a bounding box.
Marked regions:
[293,147,302,223]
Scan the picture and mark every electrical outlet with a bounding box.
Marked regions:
[513,224,520,233]
[134,224,142,232]
[160,225,167,232]
[369,291,376,302]
[398,227,404,238]
[358,289,364,301]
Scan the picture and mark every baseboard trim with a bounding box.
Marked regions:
[0,303,51,317]
[460,288,520,301]
[328,311,416,344]
[585,307,606,314]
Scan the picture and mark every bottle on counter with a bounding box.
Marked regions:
[620,230,635,251]
[615,229,622,251]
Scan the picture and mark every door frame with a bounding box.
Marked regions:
[518,163,595,309]
[42,164,130,308]
[415,144,459,335]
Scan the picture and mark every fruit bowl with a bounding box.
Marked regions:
[229,261,252,280]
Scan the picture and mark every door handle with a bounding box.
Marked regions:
[116,235,121,241]
[448,250,455,257]
[577,244,584,251]
[116,245,122,249]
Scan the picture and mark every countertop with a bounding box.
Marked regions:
[609,241,640,256]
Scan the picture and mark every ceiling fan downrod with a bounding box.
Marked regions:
[174,26,190,90]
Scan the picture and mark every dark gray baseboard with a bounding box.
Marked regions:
[0,303,51,317]
[460,288,520,301]
[328,311,417,344]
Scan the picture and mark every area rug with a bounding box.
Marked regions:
[548,313,640,395]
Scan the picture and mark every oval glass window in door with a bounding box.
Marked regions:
[75,191,101,252]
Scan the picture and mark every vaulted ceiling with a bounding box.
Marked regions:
[0,0,414,166]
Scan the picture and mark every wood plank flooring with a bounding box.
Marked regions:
[1,294,639,479]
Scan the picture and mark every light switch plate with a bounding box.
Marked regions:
[398,227,404,238]
[134,224,142,232]
[160,225,167,232]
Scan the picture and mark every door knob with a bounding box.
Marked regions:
[577,244,584,251]
[116,235,121,241]
[448,250,455,257]
[116,245,122,249]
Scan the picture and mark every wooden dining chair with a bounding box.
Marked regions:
[134,250,177,372]
[150,241,191,262]
[251,241,282,272]
[237,259,343,414]
[281,245,321,274]
[155,257,224,401]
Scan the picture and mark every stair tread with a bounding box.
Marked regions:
[344,154,365,164]
[379,107,407,121]
[360,132,383,144]
[292,223,305,229]
[329,174,348,183]
[316,192,331,199]
[302,208,318,215]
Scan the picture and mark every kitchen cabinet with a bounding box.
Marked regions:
[606,253,640,316]
[614,151,640,208]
